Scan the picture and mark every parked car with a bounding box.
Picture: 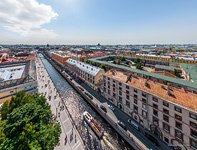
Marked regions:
[128,119,140,130]
[85,92,93,100]
[117,120,127,130]
[108,105,115,111]
[100,105,107,113]
[78,86,84,92]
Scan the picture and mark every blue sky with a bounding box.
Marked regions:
[0,0,197,44]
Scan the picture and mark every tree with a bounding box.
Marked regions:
[0,92,61,150]
[100,64,108,71]
[136,62,143,70]
[120,57,126,62]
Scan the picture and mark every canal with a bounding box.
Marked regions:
[40,55,132,150]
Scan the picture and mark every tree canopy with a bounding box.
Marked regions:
[0,92,61,150]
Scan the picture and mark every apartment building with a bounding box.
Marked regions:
[0,61,38,104]
[66,58,105,89]
[51,51,84,66]
[102,70,197,150]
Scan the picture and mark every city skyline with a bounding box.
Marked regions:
[0,0,197,45]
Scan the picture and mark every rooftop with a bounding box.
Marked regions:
[67,58,103,76]
[155,65,176,72]
[105,70,197,112]
[89,56,197,89]
[181,63,197,83]
[0,65,25,82]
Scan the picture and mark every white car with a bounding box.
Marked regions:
[108,105,115,111]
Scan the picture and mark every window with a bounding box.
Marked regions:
[119,87,122,91]
[163,122,170,133]
[190,138,197,149]
[113,88,115,92]
[153,109,158,116]
[163,115,169,122]
[108,85,110,89]
[126,90,129,94]
[126,85,129,89]
[134,98,137,104]
[142,98,147,104]
[190,121,197,130]
[175,106,182,113]
[126,95,129,100]
[113,93,116,97]
[134,94,138,99]
[175,114,182,121]
[119,82,122,86]
[103,87,106,92]
[175,129,183,141]
[126,101,130,108]
[164,137,169,143]
[191,129,197,139]
[134,89,137,93]
[134,105,138,113]
[141,103,146,109]
[153,103,158,109]
[163,101,169,107]
[108,90,110,95]
[153,97,158,102]
[190,113,197,121]
[142,92,147,97]
[113,84,115,87]
[119,91,122,96]
[163,108,169,115]
[108,77,110,80]
[153,116,159,125]
[113,80,115,83]
[175,121,182,130]
[119,96,122,103]
[142,110,147,118]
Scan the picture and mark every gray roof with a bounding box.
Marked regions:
[67,58,103,76]
[0,65,25,82]
[89,56,197,89]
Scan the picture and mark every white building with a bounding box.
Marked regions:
[0,61,38,104]
[66,58,105,89]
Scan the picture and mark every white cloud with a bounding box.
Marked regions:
[0,0,58,37]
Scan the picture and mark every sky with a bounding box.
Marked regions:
[0,0,197,45]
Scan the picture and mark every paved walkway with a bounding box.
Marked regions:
[35,56,85,150]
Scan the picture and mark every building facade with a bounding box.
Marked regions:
[66,58,105,89]
[0,61,38,104]
[102,70,197,150]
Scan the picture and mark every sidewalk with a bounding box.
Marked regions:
[36,56,85,150]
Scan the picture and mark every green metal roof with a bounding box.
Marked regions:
[181,63,197,83]
[155,65,175,72]
[89,56,197,89]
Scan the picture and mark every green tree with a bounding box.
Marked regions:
[136,62,143,70]
[120,57,126,62]
[0,92,61,150]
